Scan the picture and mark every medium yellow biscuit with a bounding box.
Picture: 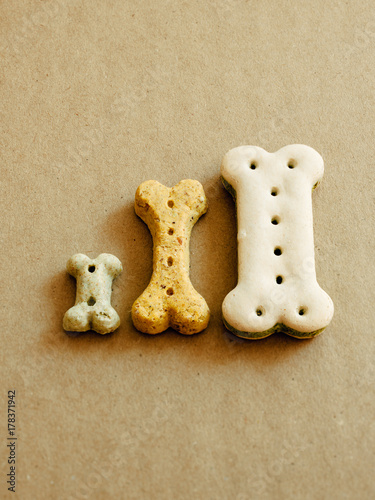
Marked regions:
[132,179,210,335]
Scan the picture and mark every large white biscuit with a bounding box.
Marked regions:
[221,145,334,339]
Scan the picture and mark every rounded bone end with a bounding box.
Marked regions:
[134,180,168,219]
[96,253,123,278]
[63,305,90,332]
[63,305,121,335]
[169,296,210,335]
[282,290,334,337]
[66,254,91,277]
[222,287,334,340]
[173,179,208,215]
[131,290,210,335]
[131,299,170,334]
[91,307,121,335]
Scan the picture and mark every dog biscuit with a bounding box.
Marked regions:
[221,145,334,339]
[132,179,210,335]
[63,253,122,334]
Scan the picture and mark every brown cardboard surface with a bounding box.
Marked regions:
[1,0,374,499]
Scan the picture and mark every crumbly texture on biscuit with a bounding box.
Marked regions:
[63,253,122,335]
[132,179,210,335]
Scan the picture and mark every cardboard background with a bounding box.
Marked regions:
[1,0,374,498]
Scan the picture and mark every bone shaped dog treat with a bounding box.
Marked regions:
[221,145,334,339]
[63,253,123,334]
[132,179,210,335]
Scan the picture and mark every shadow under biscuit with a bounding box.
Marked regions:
[38,269,119,360]
[198,174,237,318]
[38,188,320,367]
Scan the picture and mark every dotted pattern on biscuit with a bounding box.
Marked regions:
[132,179,210,335]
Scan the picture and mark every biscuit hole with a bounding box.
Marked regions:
[250,162,257,170]
[276,275,283,284]
[87,297,96,306]
[88,265,96,273]
[166,288,174,296]
[167,257,173,267]
[288,159,296,169]
[167,200,174,208]
[168,228,174,235]
[271,188,279,196]
[271,216,280,225]
[256,307,265,317]
[299,307,307,316]
[274,247,282,256]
